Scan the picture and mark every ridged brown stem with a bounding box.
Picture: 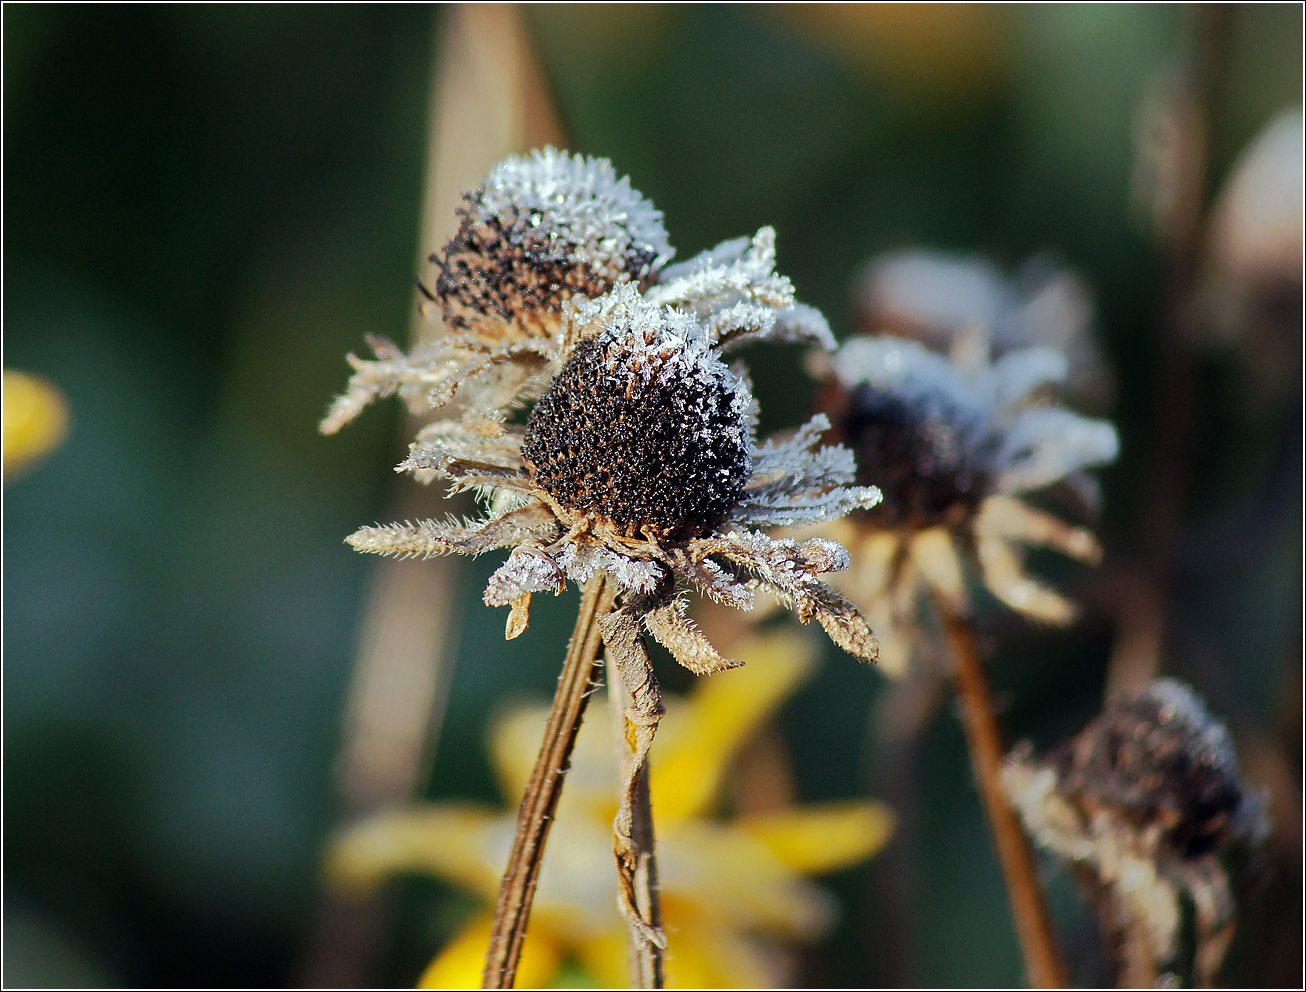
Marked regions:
[482,574,616,988]
[629,764,664,989]
[940,607,1068,989]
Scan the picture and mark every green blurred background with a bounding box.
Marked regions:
[4,4,1300,988]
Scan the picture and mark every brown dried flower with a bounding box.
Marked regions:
[1003,679,1269,986]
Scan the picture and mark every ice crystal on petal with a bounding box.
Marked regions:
[648,227,835,351]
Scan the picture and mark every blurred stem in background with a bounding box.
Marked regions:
[301,5,563,986]
[938,603,1069,989]
[1107,4,1229,698]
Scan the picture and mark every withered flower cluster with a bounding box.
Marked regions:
[325,148,877,668]
[324,149,882,967]
[1003,679,1269,986]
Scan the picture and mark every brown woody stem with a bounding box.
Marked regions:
[482,574,616,988]
[939,607,1069,989]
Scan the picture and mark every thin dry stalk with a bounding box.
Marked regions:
[606,650,666,988]
[939,606,1069,989]
[482,574,617,988]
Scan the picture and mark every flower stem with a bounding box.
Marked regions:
[482,574,616,989]
[605,648,665,988]
[939,607,1068,989]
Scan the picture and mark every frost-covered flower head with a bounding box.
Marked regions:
[321,149,669,435]
[348,281,881,669]
[1002,679,1268,986]
[321,148,831,436]
[809,334,1118,676]
[435,147,673,341]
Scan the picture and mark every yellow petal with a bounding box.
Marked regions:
[653,631,816,826]
[659,821,835,939]
[3,370,69,480]
[574,930,631,989]
[324,803,504,899]
[418,913,561,990]
[490,701,620,824]
[734,800,895,875]
[488,705,551,805]
[662,897,785,988]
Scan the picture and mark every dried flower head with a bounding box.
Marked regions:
[321,155,831,436]
[320,149,669,436]
[1003,679,1268,986]
[435,147,672,340]
[808,333,1118,676]
[349,281,881,667]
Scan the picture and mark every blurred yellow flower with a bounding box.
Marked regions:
[327,631,893,988]
[3,370,70,481]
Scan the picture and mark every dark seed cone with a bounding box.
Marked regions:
[818,379,991,529]
[1051,680,1253,859]
[436,206,660,340]
[522,336,752,541]
[432,151,669,341]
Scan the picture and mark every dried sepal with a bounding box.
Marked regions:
[345,502,561,561]
[599,606,669,950]
[735,414,883,527]
[642,597,742,676]
[319,333,554,436]
[483,548,567,607]
[647,227,834,352]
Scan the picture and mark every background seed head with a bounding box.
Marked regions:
[818,377,992,529]
[1051,679,1258,859]
[434,148,672,340]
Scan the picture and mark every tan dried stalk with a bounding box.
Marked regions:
[605,649,666,988]
[938,604,1068,989]
[482,574,617,988]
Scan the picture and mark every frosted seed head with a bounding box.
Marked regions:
[819,379,992,529]
[1053,679,1260,859]
[520,300,753,541]
[434,148,671,340]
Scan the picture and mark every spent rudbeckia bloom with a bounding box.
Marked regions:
[807,333,1118,677]
[321,148,831,437]
[321,147,672,435]
[323,146,878,979]
[327,633,895,989]
[1003,679,1269,987]
[346,280,880,664]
